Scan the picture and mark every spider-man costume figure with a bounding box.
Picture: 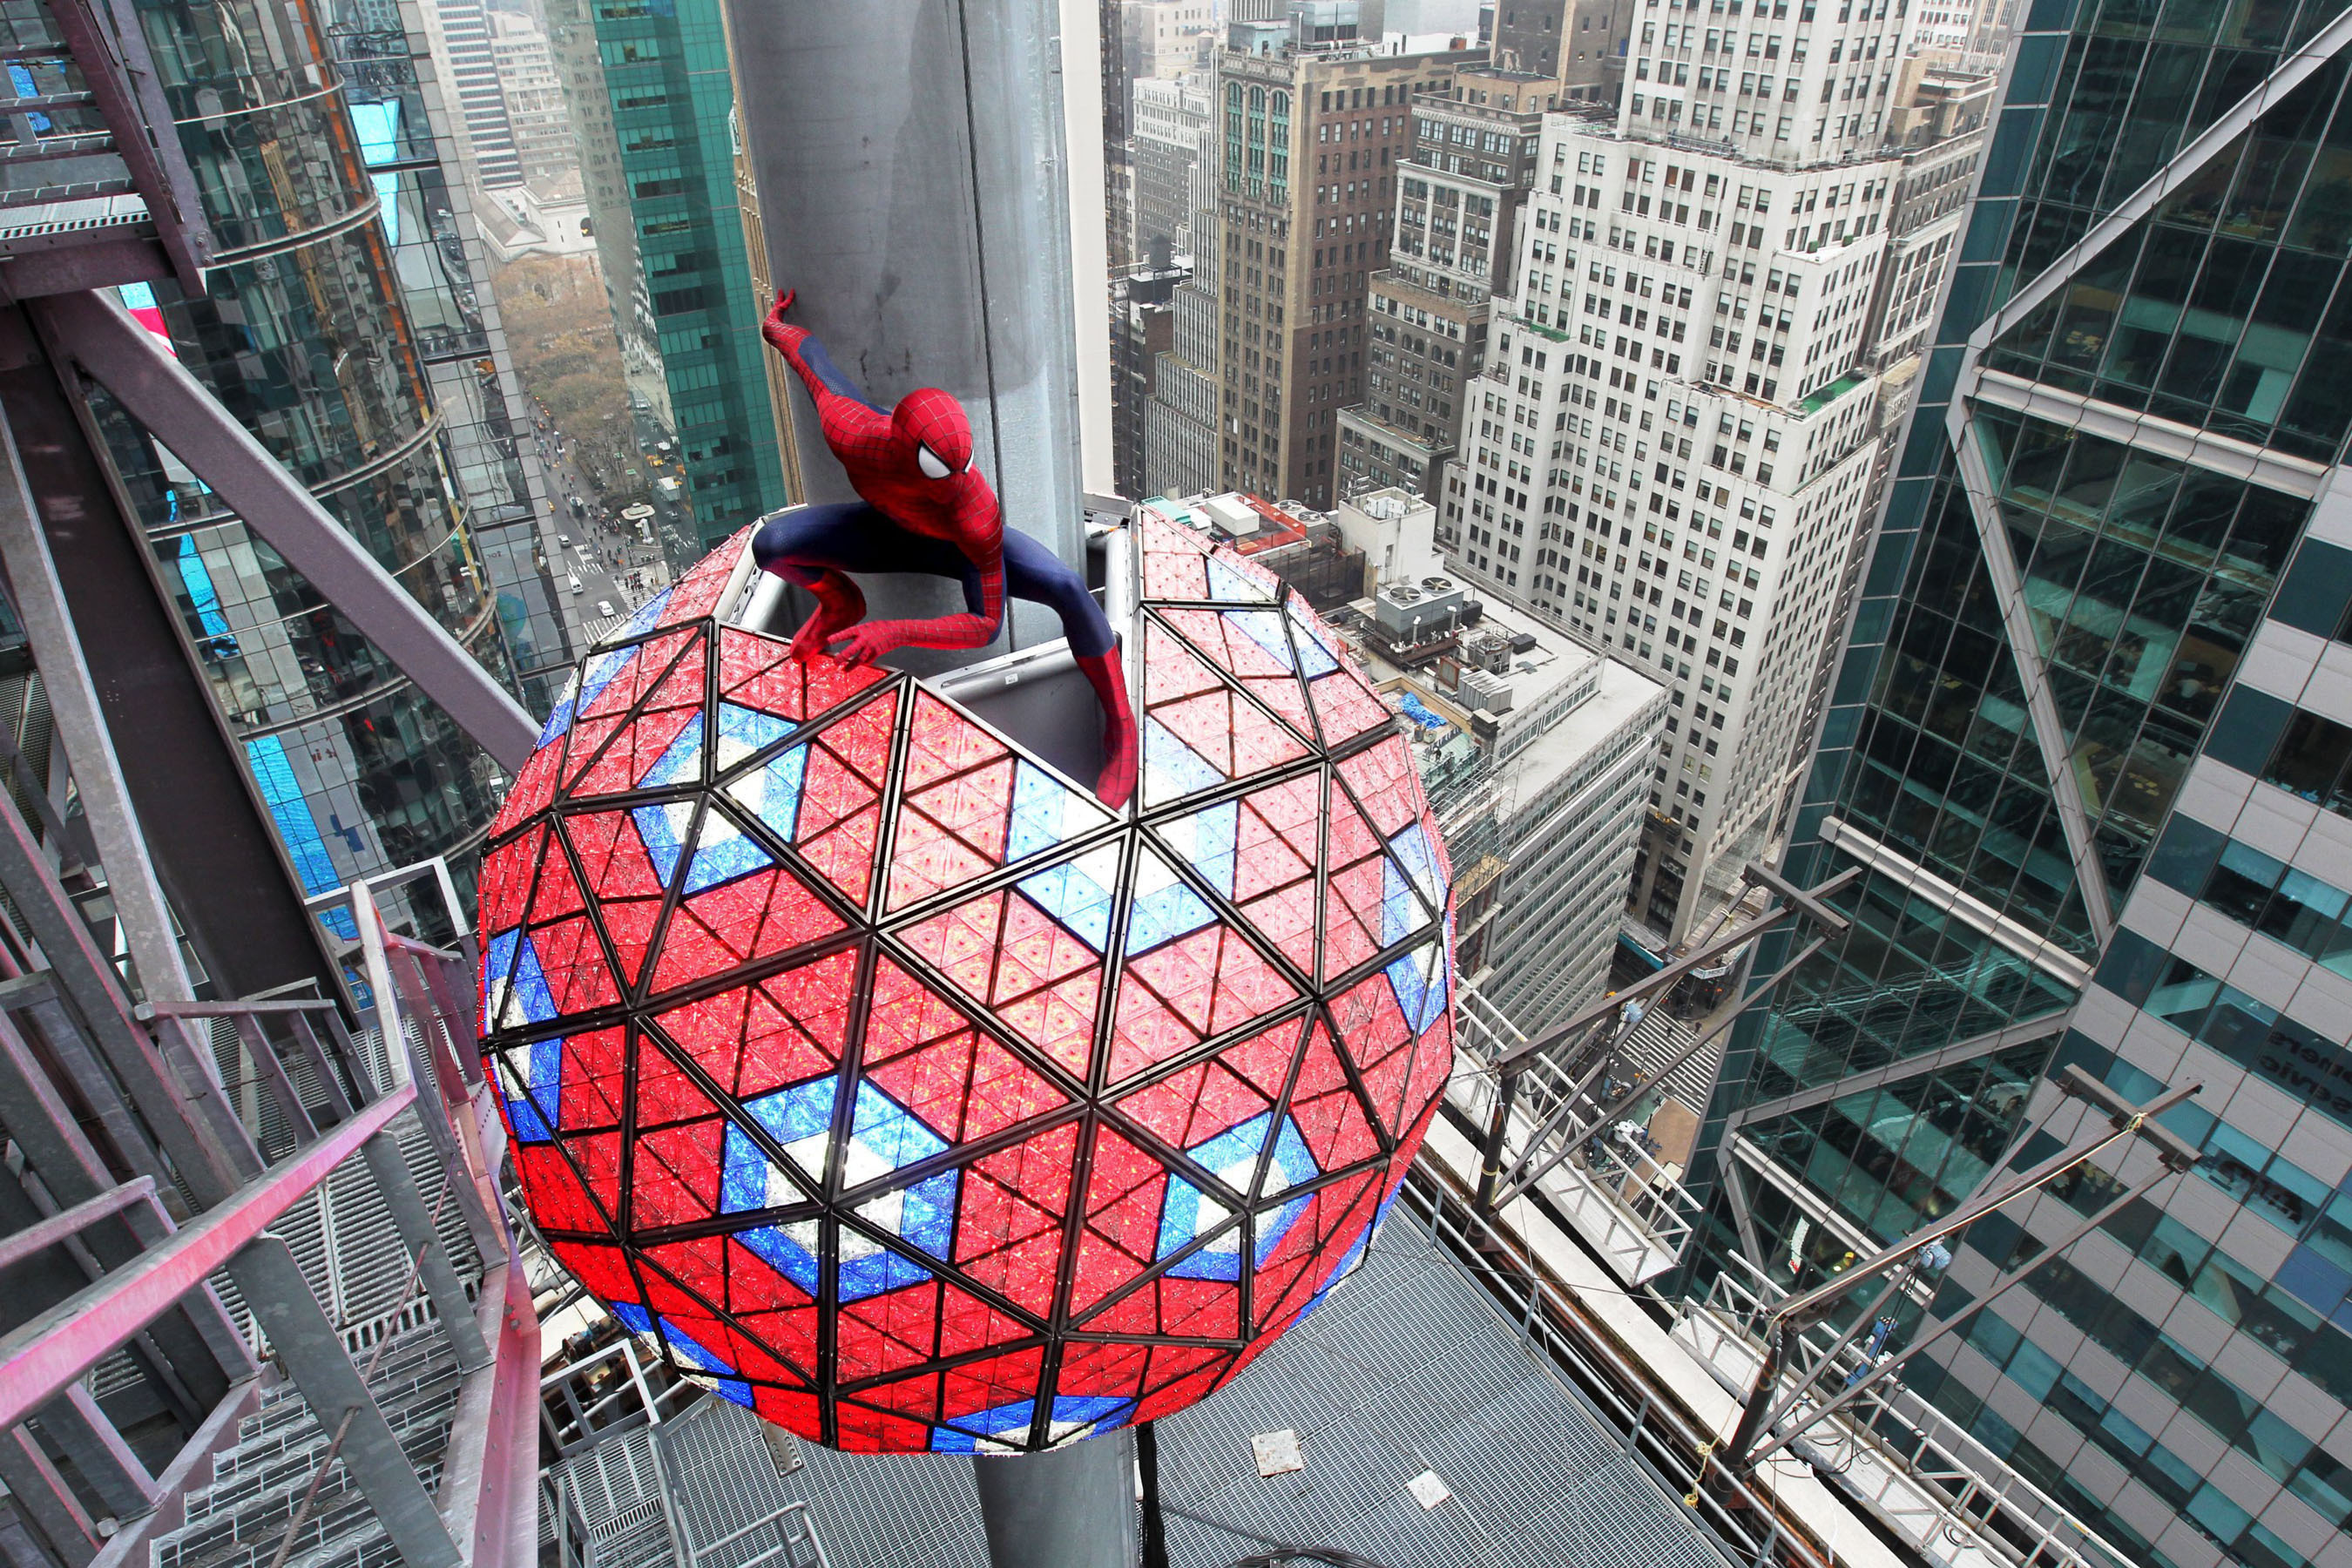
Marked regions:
[754,287,1139,808]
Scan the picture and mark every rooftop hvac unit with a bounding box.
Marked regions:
[1458,667,1516,713]
[1464,629,1512,674]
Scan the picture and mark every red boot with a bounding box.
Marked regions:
[781,569,866,662]
[1077,642,1138,808]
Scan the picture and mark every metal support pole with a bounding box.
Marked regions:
[1497,867,1858,1073]
[1742,1170,2175,1470]
[1723,1070,2204,1475]
[971,1435,1138,1568]
[1137,1422,1169,1568]
[724,0,1092,649]
[1473,1065,1520,1214]
[0,409,199,1010]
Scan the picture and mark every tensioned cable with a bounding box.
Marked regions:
[950,0,1016,650]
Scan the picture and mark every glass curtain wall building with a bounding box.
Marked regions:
[99,0,528,905]
[565,0,787,558]
[1691,2,2352,1566]
[329,0,578,712]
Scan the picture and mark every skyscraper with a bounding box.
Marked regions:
[98,0,543,899]
[1438,0,1926,944]
[1693,3,2352,1566]
[1214,39,1474,509]
[490,10,578,193]
[417,0,526,189]
[338,0,576,712]
[547,0,789,556]
[1339,67,1545,502]
[1132,72,1215,258]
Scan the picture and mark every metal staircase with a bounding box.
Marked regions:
[0,859,540,1568]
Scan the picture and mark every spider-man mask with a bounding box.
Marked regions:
[893,388,976,479]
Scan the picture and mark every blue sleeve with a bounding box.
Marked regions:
[794,332,887,416]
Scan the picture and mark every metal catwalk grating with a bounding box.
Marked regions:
[682,1216,1732,1568]
[660,1398,807,1546]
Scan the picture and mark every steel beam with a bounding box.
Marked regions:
[42,1384,157,1516]
[0,1178,156,1273]
[0,1082,415,1428]
[436,1261,541,1568]
[0,229,199,1023]
[0,1425,95,1566]
[360,1134,486,1369]
[0,308,341,1004]
[0,1003,252,1391]
[84,1378,262,1568]
[228,1234,463,1568]
[0,782,258,1198]
[1725,1012,2072,1133]
[34,290,537,771]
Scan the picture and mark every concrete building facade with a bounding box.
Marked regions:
[489,10,577,194]
[1341,73,1542,502]
[1489,0,1626,97]
[1214,40,1476,510]
[1132,72,1215,257]
[417,0,524,189]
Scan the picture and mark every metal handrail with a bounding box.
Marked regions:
[0,1082,417,1427]
[1676,1255,2128,1568]
[686,1504,829,1568]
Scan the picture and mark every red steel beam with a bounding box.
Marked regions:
[0,1177,158,1274]
[0,1084,416,1429]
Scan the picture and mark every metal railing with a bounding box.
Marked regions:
[684,1505,828,1568]
[1673,1254,2131,1568]
[1394,1167,1835,1568]
[542,1335,700,1458]
[0,863,536,1568]
[1450,982,1705,1284]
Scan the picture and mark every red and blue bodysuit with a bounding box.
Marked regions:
[754,289,1138,808]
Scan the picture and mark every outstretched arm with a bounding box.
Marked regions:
[761,288,884,415]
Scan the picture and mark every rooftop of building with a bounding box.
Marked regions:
[550,1197,1739,1568]
[1355,587,1666,801]
[1140,490,1319,554]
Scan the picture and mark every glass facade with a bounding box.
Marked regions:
[107,0,527,904]
[328,0,578,713]
[564,0,787,558]
[1691,1,2352,1565]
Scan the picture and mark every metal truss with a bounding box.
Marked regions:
[1717,1065,2205,1477]
[0,767,538,1568]
[1469,862,1858,1216]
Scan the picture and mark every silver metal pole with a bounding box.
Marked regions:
[722,0,1089,612]
[971,1433,1137,1568]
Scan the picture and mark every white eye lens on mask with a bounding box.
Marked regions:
[916,444,951,479]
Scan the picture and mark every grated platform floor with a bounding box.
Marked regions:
[659,1214,1735,1568]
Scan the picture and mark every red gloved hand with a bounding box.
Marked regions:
[761,287,798,354]
[826,621,907,667]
